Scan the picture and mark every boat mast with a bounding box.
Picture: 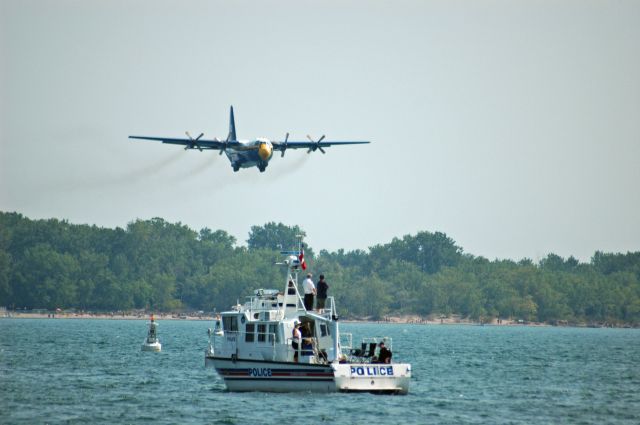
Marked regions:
[278,235,306,313]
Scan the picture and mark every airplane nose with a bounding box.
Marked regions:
[258,142,273,161]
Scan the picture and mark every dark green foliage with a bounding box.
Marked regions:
[1,211,639,325]
[369,231,462,274]
[247,222,312,255]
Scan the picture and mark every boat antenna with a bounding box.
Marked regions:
[296,234,304,254]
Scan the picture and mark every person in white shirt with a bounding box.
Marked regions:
[302,273,316,311]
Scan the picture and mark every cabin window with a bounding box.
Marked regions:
[245,323,255,342]
[222,316,238,332]
[320,324,329,337]
[268,324,279,343]
[257,324,266,342]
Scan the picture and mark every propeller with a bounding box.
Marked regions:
[281,132,289,157]
[219,136,228,155]
[306,134,326,154]
[185,131,204,151]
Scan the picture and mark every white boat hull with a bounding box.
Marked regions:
[206,356,335,392]
[333,363,411,394]
[206,356,410,394]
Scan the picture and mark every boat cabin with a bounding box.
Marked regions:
[212,281,339,364]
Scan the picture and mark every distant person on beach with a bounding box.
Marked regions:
[316,274,329,312]
[302,273,316,310]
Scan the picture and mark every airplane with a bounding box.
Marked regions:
[129,106,370,172]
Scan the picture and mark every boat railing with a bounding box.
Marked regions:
[211,330,280,361]
[215,329,279,343]
[360,336,392,350]
[318,296,337,318]
[340,332,353,351]
[254,330,280,344]
[285,336,326,364]
[246,295,280,311]
[348,337,392,362]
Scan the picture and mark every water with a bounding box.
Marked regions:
[1,319,639,424]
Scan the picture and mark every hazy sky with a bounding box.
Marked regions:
[1,0,639,262]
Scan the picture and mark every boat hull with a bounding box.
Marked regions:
[333,363,411,394]
[206,356,336,392]
[206,356,410,394]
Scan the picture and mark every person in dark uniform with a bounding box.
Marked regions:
[377,342,392,364]
[287,280,296,295]
[316,274,329,312]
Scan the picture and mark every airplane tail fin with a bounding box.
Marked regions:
[227,106,237,141]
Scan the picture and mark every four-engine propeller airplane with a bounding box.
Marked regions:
[129,106,370,172]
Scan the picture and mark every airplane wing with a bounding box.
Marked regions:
[271,138,370,154]
[129,135,241,150]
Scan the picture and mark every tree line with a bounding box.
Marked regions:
[1,211,639,325]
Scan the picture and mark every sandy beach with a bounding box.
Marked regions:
[345,314,533,326]
[1,311,213,321]
[1,310,537,326]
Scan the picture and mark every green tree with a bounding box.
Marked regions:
[0,250,12,305]
[2,210,640,325]
[247,222,313,257]
[370,231,462,274]
[12,243,79,309]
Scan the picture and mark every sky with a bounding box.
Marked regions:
[1,0,639,262]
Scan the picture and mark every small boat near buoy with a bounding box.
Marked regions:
[141,314,161,352]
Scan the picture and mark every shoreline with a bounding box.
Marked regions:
[2,311,635,328]
[342,315,543,326]
[1,312,212,321]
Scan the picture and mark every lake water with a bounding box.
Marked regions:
[1,319,638,424]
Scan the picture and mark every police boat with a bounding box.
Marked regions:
[141,314,161,352]
[204,249,411,394]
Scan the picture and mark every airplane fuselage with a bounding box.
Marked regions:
[225,138,273,172]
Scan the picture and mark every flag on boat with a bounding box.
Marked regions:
[299,247,307,270]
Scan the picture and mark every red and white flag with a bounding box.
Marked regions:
[299,247,307,270]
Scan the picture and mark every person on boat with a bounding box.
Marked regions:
[292,322,302,362]
[301,321,312,338]
[287,280,296,295]
[300,322,314,357]
[316,274,329,312]
[302,273,316,311]
[376,342,392,364]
